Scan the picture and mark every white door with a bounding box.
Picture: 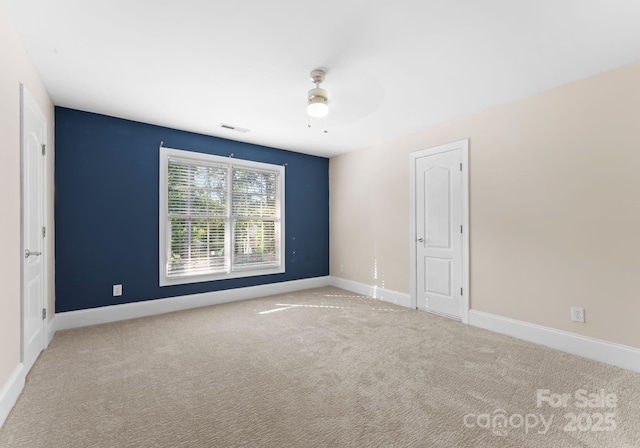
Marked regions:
[22,86,47,372]
[414,144,464,319]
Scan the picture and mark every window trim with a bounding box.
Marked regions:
[159,147,285,286]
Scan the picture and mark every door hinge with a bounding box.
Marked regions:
[42,308,47,320]
[460,225,463,234]
[460,163,462,171]
[41,144,46,156]
[461,288,463,296]
[42,226,46,238]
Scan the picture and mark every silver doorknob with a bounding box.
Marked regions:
[417,237,424,242]
[25,249,42,258]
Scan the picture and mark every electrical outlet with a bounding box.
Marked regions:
[571,307,585,323]
[113,284,122,297]
[339,264,344,273]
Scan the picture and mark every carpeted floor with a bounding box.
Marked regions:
[1,286,639,447]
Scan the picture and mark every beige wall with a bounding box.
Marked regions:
[0,4,55,387]
[330,60,640,348]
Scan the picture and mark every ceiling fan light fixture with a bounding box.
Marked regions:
[307,87,328,118]
[307,69,328,118]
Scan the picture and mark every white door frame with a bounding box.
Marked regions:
[20,84,49,362]
[409,139,469,323]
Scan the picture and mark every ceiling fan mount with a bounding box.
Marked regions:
[310,69,326,84]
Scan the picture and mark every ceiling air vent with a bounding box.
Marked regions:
[219,123,250,133]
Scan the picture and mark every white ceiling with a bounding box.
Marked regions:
[5,0,640,158]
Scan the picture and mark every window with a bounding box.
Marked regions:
[159,147,284,286]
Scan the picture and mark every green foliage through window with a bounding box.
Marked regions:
[165,157,281,279]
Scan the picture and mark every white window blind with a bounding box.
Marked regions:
[232,168,280,269]
[167,160,228,276]
[160,147,284,286]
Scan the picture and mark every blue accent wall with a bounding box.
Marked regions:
[55,107,329,312]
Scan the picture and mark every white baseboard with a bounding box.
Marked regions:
[56,276,331,331]
[469,310,640,373]
[0,364,25,430]
[329,277,412,308]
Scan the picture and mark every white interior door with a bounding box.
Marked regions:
[415,147,463,319]
[22,85,47,372]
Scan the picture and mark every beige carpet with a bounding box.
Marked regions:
[1,286,639,447]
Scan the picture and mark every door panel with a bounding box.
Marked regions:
[416,149,462,319]
[425,166,451,249]
[25,276,42,347]
[425,258,451,296]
